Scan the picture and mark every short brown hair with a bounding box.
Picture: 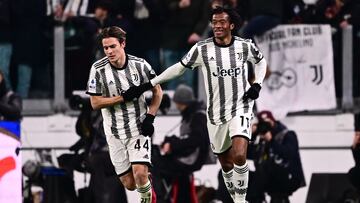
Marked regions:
[98,26,126,43]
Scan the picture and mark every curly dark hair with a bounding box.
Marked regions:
[211,6,242,34]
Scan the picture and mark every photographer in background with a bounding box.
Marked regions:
[0,70,22,121]
[152,84,210,203]
[247,111,305,203]
[57,94,127,203]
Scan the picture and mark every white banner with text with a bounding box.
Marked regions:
[255,24,336,118]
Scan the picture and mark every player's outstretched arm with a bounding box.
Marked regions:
[122,62,186,101]
[90,95,123,110]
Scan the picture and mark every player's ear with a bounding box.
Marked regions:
[120,40,126,48]
[230,23,234,30]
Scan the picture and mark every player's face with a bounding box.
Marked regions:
[102,37,125,64]
[211,12,234,39]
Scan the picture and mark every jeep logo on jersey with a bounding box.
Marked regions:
[212,66,242,77]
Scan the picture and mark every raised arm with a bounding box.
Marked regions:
[122,62,186,101]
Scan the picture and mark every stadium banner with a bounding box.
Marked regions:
[254,24,336,118]
[0,122,21,203]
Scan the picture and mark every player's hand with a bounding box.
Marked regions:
[142,114,155,137]
[122,82,153,101]
[243,83,261,101]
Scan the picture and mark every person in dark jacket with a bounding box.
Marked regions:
[159,0,210,89]
[348,113,360,192]
[0,70,22,121]
[0,0,15,90]
[247,111,305,203]
[152,84,210,203]
[238,0,284,39]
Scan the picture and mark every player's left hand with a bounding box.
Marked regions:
[122,82,153,101]
[243,83,261,101]
[142,114,155,137]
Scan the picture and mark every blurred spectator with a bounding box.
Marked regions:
[58,95,128,203]
[0,0,15,90]
[348,113,360,192]
[130,0,164,73]
[247,111,305,203]
[0,70,22,121]
[160,0,210,90]
[60,0,123,96]
[238,0,284,39]
[13,0,47,98]
[152,84,210,203]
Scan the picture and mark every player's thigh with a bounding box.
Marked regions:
[228,112,253,141]
[207,121,232,154]
[106,134,131,177]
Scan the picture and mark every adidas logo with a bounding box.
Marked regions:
[143,154,149,159]
[109,81,114,85]
[242,129,248,134]
[209,56,215,61]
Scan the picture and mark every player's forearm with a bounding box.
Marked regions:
[90,95,123,110]
[253,58,267,85]
[150,62,186,86]
[148,84,163,116]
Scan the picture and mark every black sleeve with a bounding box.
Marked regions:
[353,146,360,166]
[170,113,208,153]
[270,131,299,160]
[0,93,22,121]
[355,113,360,131]
[346,2,360,25]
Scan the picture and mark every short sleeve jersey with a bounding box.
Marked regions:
[181,36,264,125]
[86,55,156,138]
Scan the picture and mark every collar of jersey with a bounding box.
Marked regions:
[110,54,128,70]
[213,36,235,48]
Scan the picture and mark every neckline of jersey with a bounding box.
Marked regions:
[213,36,234,48]
[110,54,128,70]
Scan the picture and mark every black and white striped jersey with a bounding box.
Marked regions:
[86,55,156,139]
[181,36,264,125]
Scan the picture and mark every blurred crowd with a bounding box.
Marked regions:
[0,0,359,99]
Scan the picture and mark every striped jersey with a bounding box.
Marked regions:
[181,36,264,125]
[86,55,156,139]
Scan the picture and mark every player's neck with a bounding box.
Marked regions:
[110,54,127,69]
[214,36,233,47]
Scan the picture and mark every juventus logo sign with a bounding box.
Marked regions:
[310,65,323,85]
[237,52,242,60]
[132,74,139,82]
[238,180,244,187]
